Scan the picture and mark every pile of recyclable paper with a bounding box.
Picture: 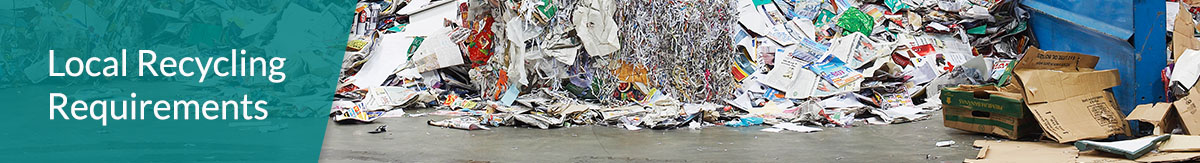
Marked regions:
[330,0,1036,132]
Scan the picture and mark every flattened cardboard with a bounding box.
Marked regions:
[1014,47,1120,103]
[1160,135,1200,152]
[1175,87,1200,135]
[1174,4,1200,61]
[1027,91,1130,143]
[1014,46,1129,143]
[1014,69,1120,103]
[1076,151,1138,163]
[966,140,1078,163]
[1134,152,1200,162]
[1015,47,1100,71]
[1126,103,1180,135]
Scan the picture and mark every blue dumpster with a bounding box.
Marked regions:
[1021,0,1167,115]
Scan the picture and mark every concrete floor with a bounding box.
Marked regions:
[320,109,988,163]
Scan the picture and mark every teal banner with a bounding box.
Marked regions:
[0,1,354,162]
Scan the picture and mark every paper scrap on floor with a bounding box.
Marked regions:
[762,123,822,133]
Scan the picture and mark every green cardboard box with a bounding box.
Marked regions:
[941,85,1040,140]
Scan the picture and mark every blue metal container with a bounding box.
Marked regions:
[1021,0,1167,115]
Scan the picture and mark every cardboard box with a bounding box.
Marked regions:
[1126,103,1180,135]
[1013,47,1130,143]
[1175,87,1200,135]
[1026,91,1129,143]
[1174,3,1200,62]
[941,85,1041,139]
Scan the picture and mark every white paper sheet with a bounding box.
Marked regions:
[959,56,991,78]
[505,17,535,42]
[381,109,407,118]
[820,93,867,108]
[761,56,819,99]
[826,33,880,69]
[574,0,620,56]
[737,2,773,35]
[411,29,465,72]
[1168,2,1181,32]
[770,123,822,133]
[939,38,975,68]
[813,79,861,97]
[792,19,818,40]
[1174,49,1200,89]
[871,106,932,124]
[761,127,786,132]
[397,0,457,35]
[547,46,580,65]
[725,92,754,111]
[904,58,939,85]
[353,34,413,88]
[742,73,768,94]
[362,87,420,110]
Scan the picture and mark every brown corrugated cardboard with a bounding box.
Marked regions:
[965,139,1200,162]
[1027,91,1130,143]
[1076,151,1139,163]
[1126,103,1180,135]
[1014,46,1130,143]
[1160,135,1200,152]
[1134,152,1200,162]
[1013,69,1120,103]
[965,140,1078,163]
[1013,47,1100,71]
[1175,4,1200,62]
[1013,47,1119,104]
[1175,87,1200,135]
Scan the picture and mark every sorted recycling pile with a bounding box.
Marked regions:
[330,0,1035,132]
[961,2,1200,162]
